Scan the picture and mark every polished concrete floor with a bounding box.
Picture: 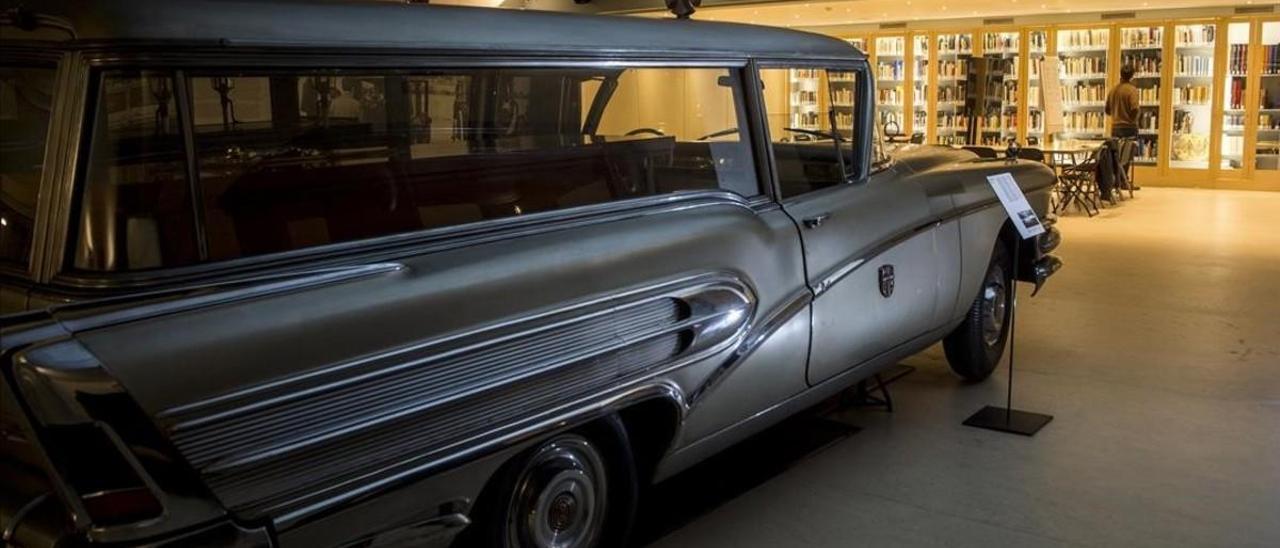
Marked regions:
[642,188,1280,547]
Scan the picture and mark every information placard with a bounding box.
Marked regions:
[987,173,1045,240]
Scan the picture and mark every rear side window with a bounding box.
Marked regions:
[73,66,759,271]
[0,64,56,271]
[77,71,197,271]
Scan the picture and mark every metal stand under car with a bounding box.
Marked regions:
[963,144,1054,437]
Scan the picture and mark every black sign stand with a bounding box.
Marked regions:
[963,243,1054,436]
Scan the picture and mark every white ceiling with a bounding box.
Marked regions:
[642,0,1265,28]
[433,0,1272,29]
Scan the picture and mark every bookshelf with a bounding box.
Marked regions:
[936,32,974,145]
[788,68,822,133]
[1171,24,1216,170]
[1028,30,1047,146]
[841,13,1277,189]
[1121,26,1164,165]
[1222,22,1250,171]
[1259,21,1279,173]
[911,34,930,143]
[982,31,1020,146]
[1057,28,1109,139]
[875,35,907,138]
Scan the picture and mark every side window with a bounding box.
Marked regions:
[72,66,759,271]
[77,71,198,271]
[759,67,860,199]
[0,63,56,272]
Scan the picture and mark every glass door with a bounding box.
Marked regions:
[1259,21,1280,173]
[1028,30,1047,146]
[1171,23,1215,170]
[1057,28,1110,140]
[935,32,973,145]
[982,31,1020,147]
[1120,26,1164,166]
[912,33,931,143]
[875,35,907,139]
[1222,22,1250,171]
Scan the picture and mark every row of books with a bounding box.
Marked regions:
[1173,85,1211,106]
[1060,56,1106,76]
[1059,29,1109,50]
[1060,82,1106,103]
[1120,27,1163,49]
[937,34,972,54]
[1122,54,1162,75]
[1266,44,1280,76]
[1175,25,1215,48]
[1227,78,1247,110]
[1224,113,1279,130]
[1229,44,1250,75]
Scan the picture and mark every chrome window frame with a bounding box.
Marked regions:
[45,50,779,290]
[750,59,873,204]
[0,46,67,284]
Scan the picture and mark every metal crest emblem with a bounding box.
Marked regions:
[878,264,895,298]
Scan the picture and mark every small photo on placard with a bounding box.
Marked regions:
[987,172,1045,240]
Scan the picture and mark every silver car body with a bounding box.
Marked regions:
[0,1,1060,546]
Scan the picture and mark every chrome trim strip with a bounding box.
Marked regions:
[52,190,754,291]
[39,51,89,284]
[338,511,471,548]
[160,271,745,419]
[54,263,405,333]
[687,288,813,406]
[2,493,51,544]
[812,199,1006,298]
[200,307,743,474]
[276,380,691,531]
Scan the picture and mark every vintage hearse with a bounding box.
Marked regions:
[0,1,1061,546]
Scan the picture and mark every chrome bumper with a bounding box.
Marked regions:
[1029,221,1062,296]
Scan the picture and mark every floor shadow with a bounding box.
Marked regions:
[633,364,914,545]
[631,406,862,545]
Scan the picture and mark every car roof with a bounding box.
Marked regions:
[0,0,864,61]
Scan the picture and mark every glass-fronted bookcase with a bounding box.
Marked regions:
[842,13,1279,190]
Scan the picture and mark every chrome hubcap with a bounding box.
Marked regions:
[981,264,1007,347]
[508,435,607,548]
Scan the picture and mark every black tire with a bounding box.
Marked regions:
[461,416,638,548]
[943,239,1014,382]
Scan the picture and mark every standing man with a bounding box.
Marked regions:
[1104,64,1141,195]
[1105,65,1140,138]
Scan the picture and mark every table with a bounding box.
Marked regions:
[1037,142,1103,217]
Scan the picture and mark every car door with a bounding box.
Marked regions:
[759,64,940,386]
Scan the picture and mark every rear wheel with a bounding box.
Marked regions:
[943,240,1013,381]
[466,417,638,548]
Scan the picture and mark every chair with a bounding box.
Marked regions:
[1055,147,1102,217]
[963,145,998,159]
[1017,147,1046,163]
[1115,138,1137,199]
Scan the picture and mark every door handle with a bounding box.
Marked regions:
[802,213,831,229]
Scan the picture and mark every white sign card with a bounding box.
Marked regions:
[987,173,1045,240]
[1039,57,1065,138]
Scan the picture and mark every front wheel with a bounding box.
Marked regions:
[943,241,1013,381]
